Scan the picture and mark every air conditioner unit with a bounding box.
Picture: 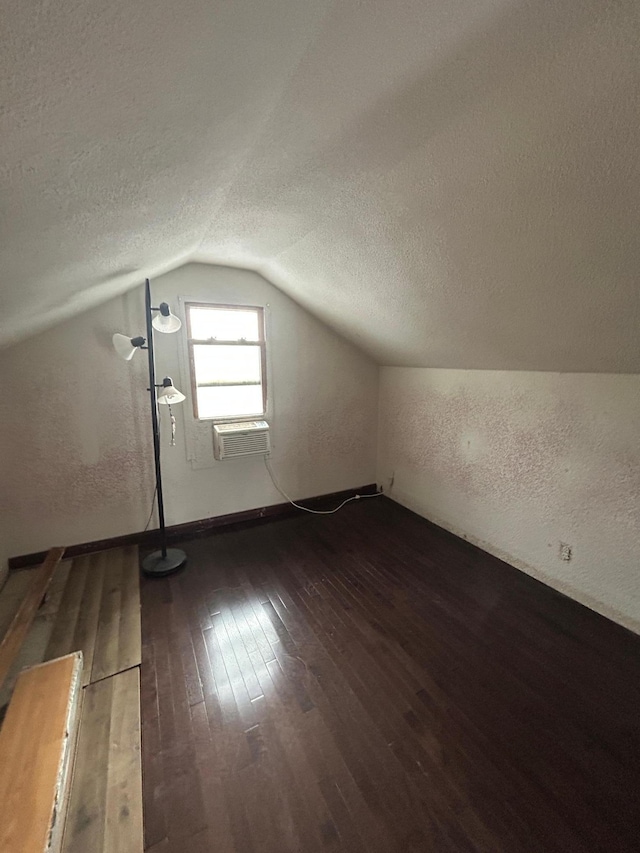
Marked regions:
[213,420,270,460]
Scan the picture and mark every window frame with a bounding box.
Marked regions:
[185,302,267,422]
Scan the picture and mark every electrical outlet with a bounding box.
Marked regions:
[559,542,572,562]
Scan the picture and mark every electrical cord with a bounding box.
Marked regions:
[264,454,382,515]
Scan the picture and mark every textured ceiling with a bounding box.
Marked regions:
[1,0,639,370]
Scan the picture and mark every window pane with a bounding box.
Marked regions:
[193,345,261,385]
[197,385,264,418]
[189,306,260,341]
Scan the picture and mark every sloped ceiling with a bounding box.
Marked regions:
[1,0,639,370]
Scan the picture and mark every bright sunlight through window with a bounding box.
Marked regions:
[186,304,266,420]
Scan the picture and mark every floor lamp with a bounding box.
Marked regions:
[113,279,187,577]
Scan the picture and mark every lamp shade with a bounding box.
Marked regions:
[157,378,186,405]
[113,333,141,361]
[152,303,182,333]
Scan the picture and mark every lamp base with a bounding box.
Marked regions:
[141,548,187,577]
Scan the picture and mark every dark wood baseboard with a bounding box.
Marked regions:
[8,484,379,570]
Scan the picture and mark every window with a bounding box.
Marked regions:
[186,303,266,420]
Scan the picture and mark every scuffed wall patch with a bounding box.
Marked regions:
[381,378,579,503]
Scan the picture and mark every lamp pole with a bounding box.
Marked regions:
[141,279,187,576]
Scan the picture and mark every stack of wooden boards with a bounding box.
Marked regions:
[0,546,143,853]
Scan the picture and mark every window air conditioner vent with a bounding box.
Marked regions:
[213,421,270,460]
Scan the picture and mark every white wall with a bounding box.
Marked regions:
[0,287,153,586]
[377,368,640,633]
[152,264,378,528]
[0,264,378,585]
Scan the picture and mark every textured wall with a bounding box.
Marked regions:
[0,289,153,585]
[149,264,378,529]
[377,368,640,633]
[0,264,378,584]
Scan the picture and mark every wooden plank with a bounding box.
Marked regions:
[44,555,89,662]
[91,550,125,682]
[64,673,113,852]
[39,560,74,621]
[0,652,83,853]
[90,547,141,684]
[63,667,143,853]
[0,546,65,689]
[70,551,106,687]
[115,546,142,677]
[43,549,139,687]
[0,562,73,709]
[105,665,144,850]
[0,571,32,640]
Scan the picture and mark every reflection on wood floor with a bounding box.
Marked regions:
[141,498,640,852]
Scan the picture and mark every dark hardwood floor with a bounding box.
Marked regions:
[140,497,640,852]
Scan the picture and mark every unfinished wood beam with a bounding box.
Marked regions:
[0,545,65,689]
[0,652,83,853]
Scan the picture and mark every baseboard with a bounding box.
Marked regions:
[386,487,640,637]
[8,484,378,570]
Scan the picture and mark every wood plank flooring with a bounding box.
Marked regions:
[141,498,640,852]
[0,570,33,641]
[0,546,141,707]
[45,546,142,685]
[0,560,72,710]
[0,545,143,853]
[63,666,143,853]
[0,546,65,688]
